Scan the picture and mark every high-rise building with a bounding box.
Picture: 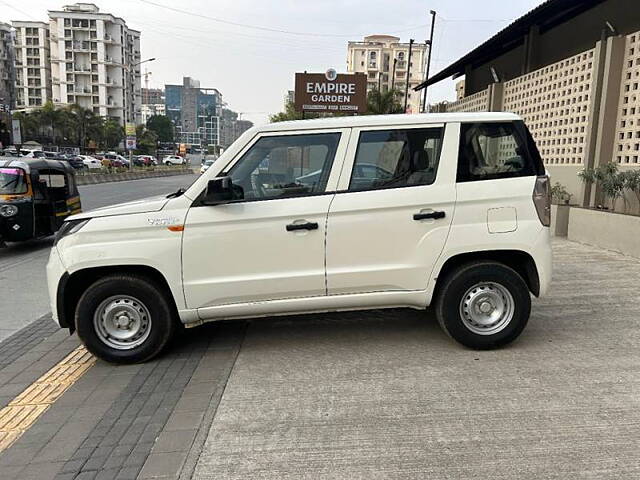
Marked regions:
[12,21,51,109]
[165,77,222,148]
[48,3,142,125]
[0,22,15,112]
[347,35,427,113]
[140,87,164,124]
[220,108,253,149]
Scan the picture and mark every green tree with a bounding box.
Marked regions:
[365,88,404,115]
[67,104,95,148]
[146,115,174,142]
[100,118,124,150]
[134,124,158,155]
[621,170,640,214]
[40,100,61,144]
[269,101,319,123]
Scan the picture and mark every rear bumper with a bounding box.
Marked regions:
[534,227,553,297]
[46,247,68,327]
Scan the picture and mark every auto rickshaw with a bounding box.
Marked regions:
[0,158,82,246]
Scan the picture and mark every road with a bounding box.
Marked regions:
[0,174,198,341]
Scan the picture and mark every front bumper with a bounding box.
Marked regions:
[46,247,68,327]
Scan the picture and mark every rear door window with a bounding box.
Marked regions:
[348,127,443,191]
[457,121,544,182]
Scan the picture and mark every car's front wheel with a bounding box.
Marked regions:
[75,274,177,363]
[435,262,531,350]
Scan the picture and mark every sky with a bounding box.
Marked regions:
[0,0,546,125]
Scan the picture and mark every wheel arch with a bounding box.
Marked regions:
[433,249,540,300]
[58,264,178,332]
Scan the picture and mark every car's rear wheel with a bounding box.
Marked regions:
[75,274,177,363]
[435,262,531,350]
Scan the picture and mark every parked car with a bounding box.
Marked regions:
[20,149,44,158]
[58,155,85,170]
[103,153,129,168]
[200,159,215,174]
[47,112,552,363]
[77,155,102,170]
[3,148,19,156]
[135,155,157,166]
[163,155,185,166]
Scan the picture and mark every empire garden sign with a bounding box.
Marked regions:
[294,69,367,114]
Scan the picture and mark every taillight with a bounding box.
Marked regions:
[533,175,551,227]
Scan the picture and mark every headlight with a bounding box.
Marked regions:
[0,204,18,217]
[54,219,90,246]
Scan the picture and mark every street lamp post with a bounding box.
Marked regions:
[124,57,156,170]
[404,39,415,113]
[422,10,437,113]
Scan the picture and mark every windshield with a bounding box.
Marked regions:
[0,167,28,194]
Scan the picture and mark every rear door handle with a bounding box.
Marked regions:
[413,211,446,221]
[286,222,319,232]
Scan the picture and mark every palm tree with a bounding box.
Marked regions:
[366,88,404,115]
[40,100,61,144]
[67,104,94,148]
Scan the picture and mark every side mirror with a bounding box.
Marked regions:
[203,176,234,205]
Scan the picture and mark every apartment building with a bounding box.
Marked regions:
[12,21,51,109]
[418,0,640,210]
[0,22,14,111]
[347,35,427,113]
[48,3,142,125]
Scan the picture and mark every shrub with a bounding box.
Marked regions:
[551,182,572,204]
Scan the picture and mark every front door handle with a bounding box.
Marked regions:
[413,211,446,221]
[286,221,319,232]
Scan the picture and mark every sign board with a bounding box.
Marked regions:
[125,123,136,136]
[179,143,187,155]
[11,119,21,145]
[294,70,367,114]
[125,136,136,150]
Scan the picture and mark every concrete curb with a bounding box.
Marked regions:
[76,169,194,186]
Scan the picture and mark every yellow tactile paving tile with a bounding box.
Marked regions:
[0,345,95,453]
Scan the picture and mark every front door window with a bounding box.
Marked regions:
[226,133,341,200]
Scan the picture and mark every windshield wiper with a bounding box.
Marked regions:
[166,188,186,199]
[1,178,19,191]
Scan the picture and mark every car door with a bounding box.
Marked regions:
[325,123,458,295]
[182,128,350,312]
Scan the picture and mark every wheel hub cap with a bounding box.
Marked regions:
[459,282,515,335]
[93,296,152,350]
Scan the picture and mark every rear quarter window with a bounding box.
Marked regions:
[457,121,544,182]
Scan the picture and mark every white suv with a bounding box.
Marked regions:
[47,113,552,363]
[163,155,185,166]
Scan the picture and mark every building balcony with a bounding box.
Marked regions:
[72,41,91,51]
[71,88,92,95]
[72,65,92,73]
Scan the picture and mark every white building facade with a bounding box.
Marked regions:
[13,21,51,109]
[48,3,142,125]
[347,35,427,113]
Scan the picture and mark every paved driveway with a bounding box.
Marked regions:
[193,239,640,479]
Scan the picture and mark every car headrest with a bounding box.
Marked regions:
[412,150,429,170]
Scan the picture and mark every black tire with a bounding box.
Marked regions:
[435,262,531,350]
[75,274,177,364]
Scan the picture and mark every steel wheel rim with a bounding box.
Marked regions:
[459,282,515,335]
[93,295,152,350]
